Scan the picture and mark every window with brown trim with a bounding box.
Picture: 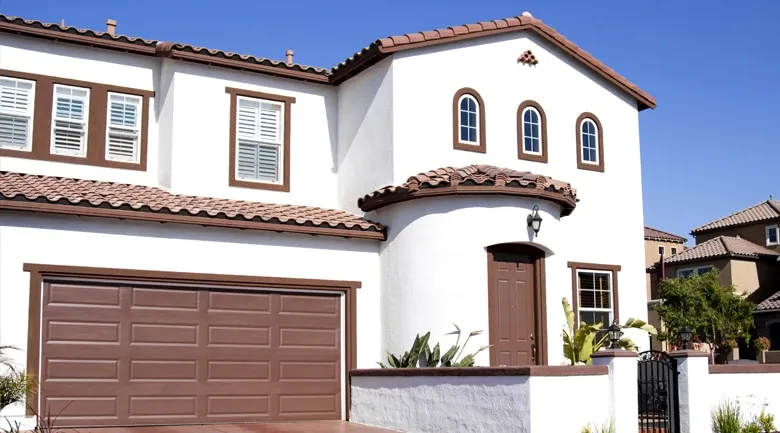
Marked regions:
[567,262,621,329]
[0,69,152,171]
[452,87,486,153]
[575,112,604,172]
[517,100,547,163]
[226,87,295,192]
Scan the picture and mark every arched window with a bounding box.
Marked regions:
[459,95,479,144]
[575,113,604,172]
[452,88,486,153]
[517,100,547,163]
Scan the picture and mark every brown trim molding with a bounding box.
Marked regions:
[0,69,153,171]
[709,364,780,374]
[517,100,548,163]
[225,87,295,192]
[0,201,386,240]
[24,263,360,419]
[350,365,608,377]
[668,350,710,359]
[567,262,622,325]
[452,87,486,153]
[487,244,548,366]
[575,112,605,173]
[591,349,638,358]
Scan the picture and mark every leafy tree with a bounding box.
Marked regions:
[654,270,754,361]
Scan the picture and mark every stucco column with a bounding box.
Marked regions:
[591,350,638,433]
[670,350,710,433]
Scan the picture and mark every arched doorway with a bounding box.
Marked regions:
[486,243,547,366]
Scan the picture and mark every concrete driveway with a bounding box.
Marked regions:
[74,422,397,433]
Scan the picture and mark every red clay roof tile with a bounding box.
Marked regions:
[358,164,577,215]
[0,172,385,240]
[644,226,687,243]
[692,200,780,234]
[756,291,780,311]
[662,236,778,265]
[0,12,655,109]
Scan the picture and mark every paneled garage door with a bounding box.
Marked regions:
[39,282,342,427]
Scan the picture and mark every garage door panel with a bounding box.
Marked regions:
[39,282,342,427]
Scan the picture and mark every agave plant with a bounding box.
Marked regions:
[379,324,490,368]
[562,298,657,365]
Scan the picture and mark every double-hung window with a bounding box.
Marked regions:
[0,76,35,150]
[51,84,89,157]
[105,93,142,163]
[235,96,284,184]
[766,225,779,246]
[677,266,713,278]
[577,270,614,328]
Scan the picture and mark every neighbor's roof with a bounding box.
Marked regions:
[358,164,578,215]
[0,172,385,240]
[756,291,780,311]
[644,226,687,243]
[0,13,655,109]
[691,200,780,235]
[662,235,779,265]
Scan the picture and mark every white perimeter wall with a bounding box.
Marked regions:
[0,212,382,423]
[350,373,609,433]
[375,195,649,367]
[708,371,780,422]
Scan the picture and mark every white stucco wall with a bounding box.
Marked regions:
[0,212,382,424]
[336,58,395,214]
[708,371,780,423]
[350,372,609,433]
[0,33,161,186]
[166,63,339,207]
[374,194,648,367]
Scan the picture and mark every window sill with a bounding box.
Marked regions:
[0,147,146,171]
[229,177,290,192]
[453,142,486,154]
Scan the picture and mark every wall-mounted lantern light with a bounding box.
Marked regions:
[608,321,624,349]
[680,326,693,350]
[527,205,543,237]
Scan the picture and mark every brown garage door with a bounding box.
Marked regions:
[39,282,342,427]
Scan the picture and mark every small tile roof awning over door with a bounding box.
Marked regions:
[691,200,780,235]
[661,235,779,266]
[358,164,578,216]
[756,291,780,312]
[644,226,687,243]
[0,172,386,240]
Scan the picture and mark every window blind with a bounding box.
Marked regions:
[106,93,141,163]
[236,97,282,183]
[51,85,89,156]
[0,77,35,150]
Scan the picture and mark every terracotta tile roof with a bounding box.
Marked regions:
[692,200,780,234]
[0,13,655,109]
[644,226,687,243]
[358,164,578,216]
[756,291,780,311]
[0,172,385,240]
[332,14,655,110]
[663,236,779,265]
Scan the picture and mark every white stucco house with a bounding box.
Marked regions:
[0,11,655,428]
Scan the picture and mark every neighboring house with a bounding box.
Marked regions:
[0,11,655,428]
[649,199,780,358]
[643,226,686,350]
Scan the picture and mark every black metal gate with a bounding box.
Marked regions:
[637,350,680,433]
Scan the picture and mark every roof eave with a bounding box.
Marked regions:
[336,23,656,110]
[0,199,387,241]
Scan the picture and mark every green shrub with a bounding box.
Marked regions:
[712,400,743,433]
[756,409,776,433]
[580,418,615,433]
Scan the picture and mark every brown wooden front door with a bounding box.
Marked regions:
[488,250,537,366]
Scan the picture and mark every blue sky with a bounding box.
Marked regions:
[1,0,778,243]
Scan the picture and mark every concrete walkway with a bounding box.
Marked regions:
[74,422,397,433]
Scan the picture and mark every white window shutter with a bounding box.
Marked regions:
[0,77,35,150]
[106,93,141,163]
[235,97,283,183]
[51,85,89,156]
